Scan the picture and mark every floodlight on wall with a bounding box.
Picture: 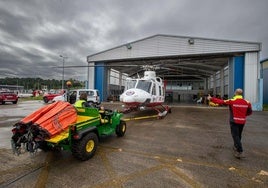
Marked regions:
[188,38,194,45]
[126,43,132,49]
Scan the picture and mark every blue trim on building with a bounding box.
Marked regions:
[228,57,234,97]
[94,62,108,102]
[95,63,105,102]
[234,56,244,92]
[261,58,268,104]
[263,69,268,104]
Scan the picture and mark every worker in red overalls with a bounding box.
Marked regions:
[207,88,252,159]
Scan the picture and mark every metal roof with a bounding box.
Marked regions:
[260,58,268,64]
[87,34,261,81]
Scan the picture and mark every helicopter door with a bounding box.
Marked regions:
[151,83,157,102]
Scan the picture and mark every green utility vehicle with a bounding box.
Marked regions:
[12,105,126,161]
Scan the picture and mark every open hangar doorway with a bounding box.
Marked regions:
[87,34,261,110]
[88,53,233,104]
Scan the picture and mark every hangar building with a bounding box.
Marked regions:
[86,34,262,110]
[261,58,268,104]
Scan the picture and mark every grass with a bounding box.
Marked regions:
[18,96,43,101]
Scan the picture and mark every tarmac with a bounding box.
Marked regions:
[0,101,267,188]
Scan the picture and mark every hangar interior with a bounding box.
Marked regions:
[86,34,262,110]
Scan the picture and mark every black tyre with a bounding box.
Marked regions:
[72,132,98,161]
[116,120,126,137]
[37,141,51,152]
[43,97,48,103]
[88,101,94,106]
[13,100,18,104]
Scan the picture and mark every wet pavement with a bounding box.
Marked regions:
[0,100,45,149]
[0,100,268,187]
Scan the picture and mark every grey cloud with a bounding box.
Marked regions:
[0,0,267,80]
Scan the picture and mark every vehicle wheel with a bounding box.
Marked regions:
[13,100,18,104]
[71,132,98,161]
[43,97,48,103]
[116,120,126,137]
[2,101,5,105]
[37,141,51,152]
[87,101,94,107]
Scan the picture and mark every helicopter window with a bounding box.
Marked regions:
[152,84,156,95]
[136,80,152,93]
[125,80,137,90]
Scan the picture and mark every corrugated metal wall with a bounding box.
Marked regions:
[261,60,268,104]
[87,62,95,89]
[244,52,259,104]
[88,35,260,62]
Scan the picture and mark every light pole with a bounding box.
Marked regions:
[59,55,68,90]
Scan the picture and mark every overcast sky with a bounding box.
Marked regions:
[0,0,267,81]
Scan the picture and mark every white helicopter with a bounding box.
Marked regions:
[120,65,170,117]
[55,64,171,117]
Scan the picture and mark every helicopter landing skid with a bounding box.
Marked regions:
[152,105,171,119]
[121,107,138,114]
[121,104,171,119]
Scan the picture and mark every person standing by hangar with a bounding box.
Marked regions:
[207,88,252,159]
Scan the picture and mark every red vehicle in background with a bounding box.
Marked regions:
[43,90,65,103]
[0,91,18,104]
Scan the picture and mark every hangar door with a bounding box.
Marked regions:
[87,34,261,110]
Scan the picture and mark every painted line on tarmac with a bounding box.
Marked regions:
[0,163,45,187]
[122,114,159,121]
[35,152,54,187]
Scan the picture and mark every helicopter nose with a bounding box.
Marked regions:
[123,95,136,103]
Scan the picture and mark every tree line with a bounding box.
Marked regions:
[0,77,84,91]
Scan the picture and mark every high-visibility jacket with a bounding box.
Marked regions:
[74,100,86,108]
[210,95,252,124]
